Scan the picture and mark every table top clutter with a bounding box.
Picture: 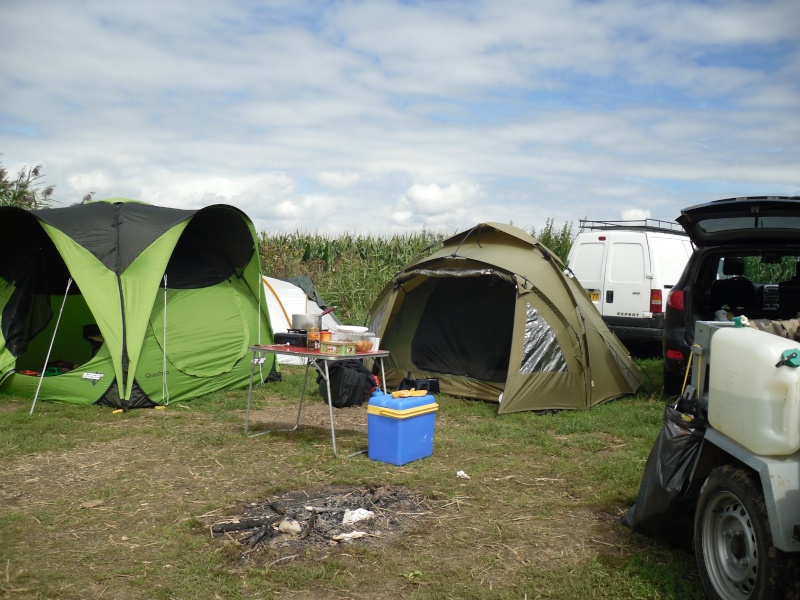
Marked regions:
[249,344,389,359]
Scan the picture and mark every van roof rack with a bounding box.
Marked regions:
[578,218,686,235]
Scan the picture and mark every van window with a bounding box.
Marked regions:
[649,237,691,285]
[570,242,604,281]
[609,243,644,283]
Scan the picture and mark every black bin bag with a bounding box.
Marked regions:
[622,401,706,550]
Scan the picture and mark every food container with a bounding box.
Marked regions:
[334,325,368,339]
[306,327,320,350]
[354,335,374,353]
[333,325,374,352]
[320,340,356,356]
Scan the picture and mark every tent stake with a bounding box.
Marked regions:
[30,278,73,415]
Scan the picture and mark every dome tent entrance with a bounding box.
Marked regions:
[368,223,643,413]
[0,199,276,409]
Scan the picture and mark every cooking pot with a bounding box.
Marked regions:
[292,313,321,330]
[291,306,336,331]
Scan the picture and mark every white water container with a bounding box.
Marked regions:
[708,326,800,456]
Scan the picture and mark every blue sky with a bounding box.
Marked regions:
[2,0,798,236]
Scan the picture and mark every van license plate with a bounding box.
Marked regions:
[589,292,600,302]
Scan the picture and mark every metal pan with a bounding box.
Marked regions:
[292,313,321,330]
[291,306,336,330]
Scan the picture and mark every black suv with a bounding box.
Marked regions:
[663,196,800,395]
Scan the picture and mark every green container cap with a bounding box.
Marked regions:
[776,349,800,368]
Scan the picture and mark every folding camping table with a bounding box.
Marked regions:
[244,345,389,457]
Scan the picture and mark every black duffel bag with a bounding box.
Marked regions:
[316,360,377,408]
[397,374,439,394]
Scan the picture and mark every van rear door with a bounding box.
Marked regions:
[606,234,648,317]
[568,237,607,311]
[648,235,693,309]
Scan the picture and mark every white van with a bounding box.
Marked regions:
[566,219,693,346]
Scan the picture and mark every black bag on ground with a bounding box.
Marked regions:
[316,360,377,408]
[397,374,439,394]
[621,400,707,550]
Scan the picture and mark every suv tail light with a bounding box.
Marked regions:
[666,289,684,311]
[650,289,663,313]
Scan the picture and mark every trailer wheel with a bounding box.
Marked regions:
[694,465,796,600]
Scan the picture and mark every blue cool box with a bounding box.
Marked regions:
[367,392,438,466]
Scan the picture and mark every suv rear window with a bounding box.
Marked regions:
[697,215,800,234]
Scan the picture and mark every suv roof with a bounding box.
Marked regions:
[677,196,800,247]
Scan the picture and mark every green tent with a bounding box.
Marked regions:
[368,223,643,413]
[0,199,276,409]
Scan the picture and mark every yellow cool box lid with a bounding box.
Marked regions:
[367,401,439,420]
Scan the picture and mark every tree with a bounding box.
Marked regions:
[533,218,575,263]
[0,161,55,209]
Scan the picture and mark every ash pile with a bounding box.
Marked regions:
[207,485,431,561]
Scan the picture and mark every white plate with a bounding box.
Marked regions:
[335,325,369,334]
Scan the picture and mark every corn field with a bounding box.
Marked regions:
[258,221,576,326]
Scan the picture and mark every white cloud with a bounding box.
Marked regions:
[400,182,482,217]
[620,208,652,221]
[318,172,362,189]
[66,171,112,195]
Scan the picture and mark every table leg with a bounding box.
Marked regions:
[246,351,306,438]
[244,351,258,436]
[293,358,310,428]
[379,357,387,393]
[323,360,338,457]
[245,351,387,458]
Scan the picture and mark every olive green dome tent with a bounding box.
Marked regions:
[368,222,643,413]
[0,199,276,410]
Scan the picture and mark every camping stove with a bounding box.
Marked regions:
[274,329,307,347]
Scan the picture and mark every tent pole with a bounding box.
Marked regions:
[161,275,169,405]
[30,278,73,415]
[255,238,267,383]
[256,273,265,383]
[536,247,594,409]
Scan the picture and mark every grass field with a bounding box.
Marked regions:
[0,356,705,600]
